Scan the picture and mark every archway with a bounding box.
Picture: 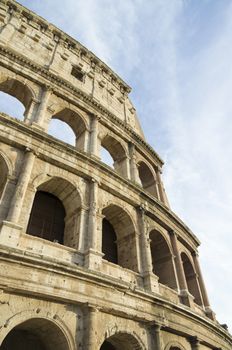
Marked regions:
[102,204,138,271]
[27,176,81,248]
[48,119,76,146]
[150,230,177,289]
[101,135,128,177]
[51,108,87,150]
[0,77,33,120]
[27,191,66,244]
[102,218,118,264]
[137,161,157,197]
[100,332,144,350]
[181,252,202,305]
[0,92,25,120]
[1,318,70,350]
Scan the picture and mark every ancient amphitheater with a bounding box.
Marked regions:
[0,1,231,349]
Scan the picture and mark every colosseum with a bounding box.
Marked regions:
[0,1,231,349]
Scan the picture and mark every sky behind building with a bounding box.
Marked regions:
[2,0,231,329]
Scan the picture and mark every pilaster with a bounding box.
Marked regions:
[192,251,215,320]
[84,178,103,269]
[169,230,192,306]
[138,206,159,293]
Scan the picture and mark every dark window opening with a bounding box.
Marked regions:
[26,191,65,244]
[102,218,118,264]
[71,66,84,81]
[100,341,117,350]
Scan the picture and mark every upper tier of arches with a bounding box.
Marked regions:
[0,72,167,205]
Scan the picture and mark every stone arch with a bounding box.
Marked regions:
[0,151,11,200]
[50,107,88,150]
[100,330,145,350]
[0,74,35,119]
[0,311,75,350]
[149,229,178,290]
[181,252,202,306]
[137,160,158,197]
[27,175,82,248]
[101,134,128,177]
[164,341,186,350]
[102,204,138,272]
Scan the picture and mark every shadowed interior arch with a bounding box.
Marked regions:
[181,252,203,306]
[1,318,70,350]
[102,204,138,271]
[150,230,177,289]
[137,161,158,197]
[27,177,81,248]
[100,332,144,350]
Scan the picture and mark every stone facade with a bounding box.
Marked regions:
[0,1,231,349]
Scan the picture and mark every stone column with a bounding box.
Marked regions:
[84,305,100,350]
[169,230,192,306]
[77,206,88,252]
[138,206,159,293]
[192,251,215,319]
[129,143,140,184]
[24,98,39,124]
[85,178,103,269]
[0,149,36,244]
[150,324,162,350]
[7,149,35,224]
[157,167,170,207]
[89,114,99,157]
[33,87,52,129]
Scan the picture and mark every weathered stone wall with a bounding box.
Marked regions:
[0,1,231,349]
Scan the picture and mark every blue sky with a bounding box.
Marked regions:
[2,0,232,329]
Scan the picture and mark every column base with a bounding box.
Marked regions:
[31,122,45,131]
[179,289,194,307]
[0,220,23,247]
[143,272,159,293]
[205,306,216,320]
[84,248,104,270]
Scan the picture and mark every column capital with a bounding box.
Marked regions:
[189,336,200,343]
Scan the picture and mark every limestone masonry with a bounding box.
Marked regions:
[0,1,231,349]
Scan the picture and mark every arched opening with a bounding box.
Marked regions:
[1,318,70,350]
[27,177,81,248]
[137,161,158,197]
[0,78,33,120]
[0,154,8,200]
[27,191,65,244]
[100,147,114,168]
[48,119,76,146]
[102,205,138,271]
[51,108,87,150]
[170,347,182,350]
[0,92,25,120]
[181,252,202,305]
[100,332,143,350]
[101,135,128,177]
[150,230,177,289]
[102,218,118,264]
